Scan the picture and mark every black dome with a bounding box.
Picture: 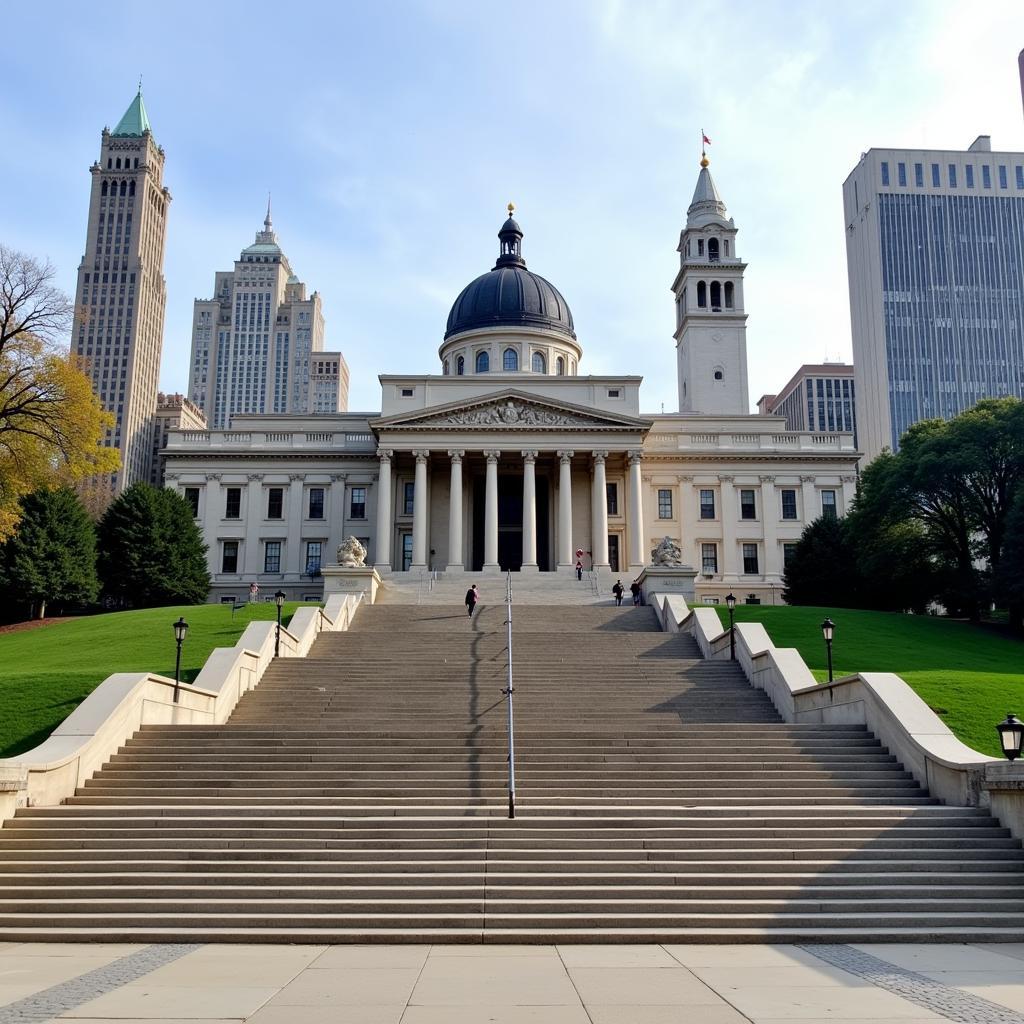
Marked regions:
[444,211,576,341]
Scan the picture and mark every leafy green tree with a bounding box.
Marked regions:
[0,487,98,620]
[996,486,1024,629]
[782,514,859,607]
[98,483,209,607]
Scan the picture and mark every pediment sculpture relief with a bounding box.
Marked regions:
[427,399,599,428]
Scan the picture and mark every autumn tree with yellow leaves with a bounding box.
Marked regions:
[0,244,118,540]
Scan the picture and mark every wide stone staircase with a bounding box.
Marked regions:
[0,603,1022,942]
[375,569,610,605]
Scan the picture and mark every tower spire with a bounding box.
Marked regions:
[494,202,525,269]
[264,193,273,232]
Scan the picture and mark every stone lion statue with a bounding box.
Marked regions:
[650,536,684,567]
[336,536,367,568]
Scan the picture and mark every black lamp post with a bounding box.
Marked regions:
[172,616,189,704]
[725,593,737,661]
[274,590,286,658]
[997,713,1024,761]
[821,617,835,683]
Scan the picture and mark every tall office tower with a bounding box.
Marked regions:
[188,207,348,428]
[843,137,1024,462]
[671,155,750,415]
[757,363,857,444]
[73,89,171,492]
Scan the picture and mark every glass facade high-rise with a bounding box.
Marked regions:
[843,136,1024,462]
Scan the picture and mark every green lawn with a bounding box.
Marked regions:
[0,602,314,758]
[712,604,1024,758]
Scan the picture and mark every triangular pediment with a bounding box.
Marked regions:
[371,390,651,432]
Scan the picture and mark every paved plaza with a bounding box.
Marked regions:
[2,942,1024,1023]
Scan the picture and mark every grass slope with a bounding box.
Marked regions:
[713,604,1024,758]
[0,602,312,758]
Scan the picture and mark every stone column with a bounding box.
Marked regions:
[447,450,465,572]
[719,475,737,580]
[328,473,347,567]
[841,474,857,515]
[521,450,538,572]
[591,450,610,570]
[244,473,264,579]
[760,474,779,577]
[627,451,645,572]
[410,449,429,571]
[800,474,818,528]
[557,450,574,569]
[286,474,304,580]
[203,473,221,576]
[373,449,393,572]
[483,450,501,571]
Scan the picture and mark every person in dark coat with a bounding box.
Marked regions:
[630,580,642,606]
[465,584,479,617]
[612,580,624,606]
[576,559,584,581]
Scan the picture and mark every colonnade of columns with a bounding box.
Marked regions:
[372,447,644,573]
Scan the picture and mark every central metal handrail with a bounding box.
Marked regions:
[503,569,516,819]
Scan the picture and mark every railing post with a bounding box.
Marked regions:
[504,569,516,819]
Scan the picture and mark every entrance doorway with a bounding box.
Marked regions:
[608,534,620,572]
[471,474,551,571]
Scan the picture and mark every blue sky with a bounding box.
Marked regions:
[2,0,1023,413]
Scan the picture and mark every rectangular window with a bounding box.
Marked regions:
[267,487,283,519]
[699,488,715,519]
[657,489,673,519]
[783,542,798,568]
[221,541,238,574]
[742,543,759,574]
[931,163,940,187]
[403,481,415,516]
[897,162,906,186]
[999,165,1008,189]
[305,541,322,575]
[880,161,889,186]
[264,541,281,574]
[184,487,200,518]
[821,489,837,518]
[948,163,957,188]
[781,489,798,520]
[701,543,718,574]
[225,487,241,519]
[606,482,618,516]
[307,487,324,519]
[740,488,756,520]
[982,165,992,189]
[966,165,974,188]
[914,162,923,187]
[350,486,367,519]
[1016,166,1024,189]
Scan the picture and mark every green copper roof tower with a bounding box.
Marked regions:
[112,89,152,138]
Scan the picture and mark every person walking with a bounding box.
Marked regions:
[465,583,480,618]
[630,580,641,606]
[612,580,624,606]
[575,559,584,582]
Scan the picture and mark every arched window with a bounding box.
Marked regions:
[556,356,565,375]
[128,181,135,197]
[442,359,450,376]
[713,367,725,381]
[134,158,139,169]
[101,181,108,197]
[710,281,721,310]
[708,238,720,262]
[115,158,121,170]
[456,355,465,375]
[106,158,112,170]
[476,350,490,373]
[724,282,734,309]
[532,351,545,373]
[696,281,707,308]
[119,180,127,196]
[503,347,519,371]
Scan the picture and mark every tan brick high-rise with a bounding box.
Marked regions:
[73,90,171,493]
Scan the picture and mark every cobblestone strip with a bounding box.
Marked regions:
[0,943,202,1023]
[800,943,1024,1024]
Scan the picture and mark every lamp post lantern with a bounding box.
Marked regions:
[274,590,286,658]
[172,616,189,704]
[725,593,737,661]
[997,713,1024,761]
[821,617,835,683]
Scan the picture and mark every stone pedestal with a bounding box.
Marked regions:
[322,565,382,604]
[637,565,697,607]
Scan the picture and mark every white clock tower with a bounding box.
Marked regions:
[671,156,750,414]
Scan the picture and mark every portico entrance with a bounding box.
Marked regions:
[471,472,551,571]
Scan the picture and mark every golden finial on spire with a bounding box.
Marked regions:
[507,201,516,217]
[700,155,709,168]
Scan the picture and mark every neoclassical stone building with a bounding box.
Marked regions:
[164,164,858,605]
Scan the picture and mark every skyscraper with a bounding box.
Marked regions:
[73,89,171,492]
[188,207,349,428]
[843,136,1024,461]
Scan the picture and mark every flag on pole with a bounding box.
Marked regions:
[702,133,712,146]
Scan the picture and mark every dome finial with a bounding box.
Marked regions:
[496,203,525,269]
[507,201,515,217]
